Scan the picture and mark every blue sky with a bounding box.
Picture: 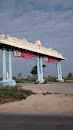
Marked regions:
[0,0,73,77]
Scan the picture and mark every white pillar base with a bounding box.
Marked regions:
[56,79,64,82]
[0,80,16,87]
[36,79,45,83]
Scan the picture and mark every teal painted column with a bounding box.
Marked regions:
[56,61,64,82]
[59,62,62,79]
[36,56,40,82]
[8,49,12,81]
[0,48,16,87]
[2,48,6,81]
[8,49,16,86]
[56,62,59,80]
[40,57,44,82]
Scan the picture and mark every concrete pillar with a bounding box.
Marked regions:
[8,49,12,81]
[57,62,59,80]
[56,61,64,82]
[59,62,62,79]
[2,48,6,81]
[36,56,40,82]
[40,57,44,82]
[0,48,16,87]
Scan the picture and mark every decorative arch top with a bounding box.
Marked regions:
[0,34,66,60]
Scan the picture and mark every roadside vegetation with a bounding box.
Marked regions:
[15,77,37,83]
[0,85,35,104]
[1,76,73,84]
[13,76,73,84]
[15,77,58,84]
[63,72,73,83]
[43,92,73,98]
[13,72,73,83]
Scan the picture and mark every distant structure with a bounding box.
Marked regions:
[0,34,66,87]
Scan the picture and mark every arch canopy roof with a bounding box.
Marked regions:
[0,34,66,60]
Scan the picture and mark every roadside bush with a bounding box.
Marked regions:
[63,77,73,83]
[15,77,37,83]
[0,85,35,104]
[44,77,57,82]
[43,79,48,84]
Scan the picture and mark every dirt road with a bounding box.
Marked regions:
[18,82,73,94]
[0,82,73,115]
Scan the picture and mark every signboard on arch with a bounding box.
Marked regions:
[14,49,37,60]
[44,57,56,63]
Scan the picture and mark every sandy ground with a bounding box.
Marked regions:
[0,82,73,115]
[19,82,73,94]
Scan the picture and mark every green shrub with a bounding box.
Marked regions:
[43,92,52,95]
[15,77,37,83]
[43,79,48,84]
[0,85,35,104]
[44,77,57,82]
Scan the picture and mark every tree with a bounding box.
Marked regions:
[67,72,73,78]
[30,65,46,76]
[18,73,22,77]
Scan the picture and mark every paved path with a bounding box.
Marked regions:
[18,82,73,94]
[0,114,73,130]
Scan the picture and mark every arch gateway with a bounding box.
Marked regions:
[0,34,66,87]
